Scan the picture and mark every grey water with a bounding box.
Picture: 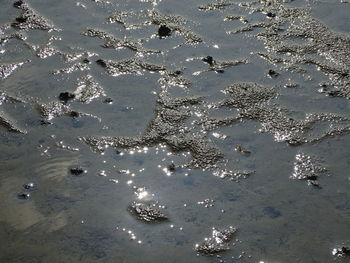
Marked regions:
[0,0,350,262]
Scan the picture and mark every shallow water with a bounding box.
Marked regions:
[0,0,349,262]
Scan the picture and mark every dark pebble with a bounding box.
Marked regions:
[267,69,279,78]
[70,167,86,176]
[216,69,225,73]
[266,12,276,18]
[116,150,122,155]
[59,92,75,102]
[202,56,214,66]
[82,58,90,64]
[23,182,35,190]
[18,192,30,199]
[69,111,79,118]
[158,25,171,38]
[15,17,27,23]
[96,59,107,67]
[340,246,350,255]
[306,175,318,181]
[104,98,113,104]
[13,1,24,8]
[168,163,176,171]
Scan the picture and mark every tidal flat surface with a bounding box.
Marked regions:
[0,0,350,262]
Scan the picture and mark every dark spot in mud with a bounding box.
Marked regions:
[263,206,282,218]
[40,120,52,125]
[332,246,350,257]
[115,150,122,155]
[202,56,214,66]
[168,163,176,171]
[266,12,276,18]
[23,182,35,190]
[59,92,75,103]
[69,111,79,118]
[195,227,237,256]
[96,59,107,67]
[15,17,28,23]
[70,167,86,176]
[267,69,279,78]
[306,175,318,181]
[104,98,113,104]
[18,192,30,199]
[13,1,24,8]
[82,58,90,64]
[129,202,168,222]
[158,25,171,38]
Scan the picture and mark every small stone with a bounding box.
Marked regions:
[59,92,75,103]
[13,1,24,8]
[266,12,276,18]
[168,163,176,171]
[69,111,79,118]
[96,59,107,68]
[82,58,90,64]
[15,17,27,23]
[158,25,171,38]
[70,167,86,176]
[306,175,318,181]
[104,98,113,104]
[18,192,30,199]
[202,56,214,66]
[267,69,279,78]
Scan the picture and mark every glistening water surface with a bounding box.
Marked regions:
[0,0,349,262]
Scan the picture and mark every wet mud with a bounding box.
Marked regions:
[0,0,349,262]
[195,226,237,255]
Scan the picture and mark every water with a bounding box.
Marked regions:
[0,0,350,262]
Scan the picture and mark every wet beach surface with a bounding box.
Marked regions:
[0,0,350,262]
